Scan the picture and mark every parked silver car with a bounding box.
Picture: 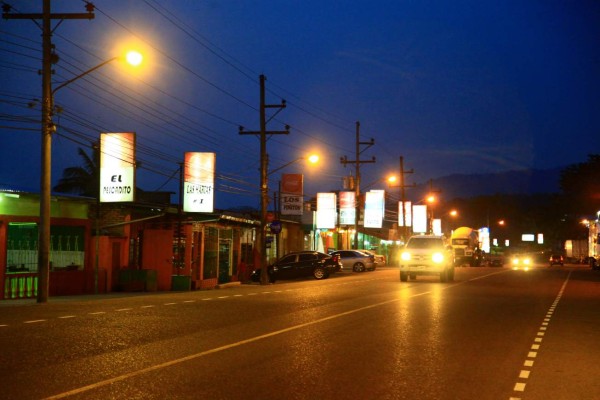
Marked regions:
[329,250,376,272]
[362,250,386,267]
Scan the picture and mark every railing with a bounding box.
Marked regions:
[4,273,38,299]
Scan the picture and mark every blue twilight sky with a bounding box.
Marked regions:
[1,0,599,209]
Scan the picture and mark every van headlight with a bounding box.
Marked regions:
[401,252,411,261]
[432,252,445,263]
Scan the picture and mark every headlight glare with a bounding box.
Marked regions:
[432,252,444,263]
[401,252,411,261]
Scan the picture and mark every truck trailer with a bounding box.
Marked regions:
[589,215,600,270]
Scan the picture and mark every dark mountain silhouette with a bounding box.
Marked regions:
[420,167,563,200]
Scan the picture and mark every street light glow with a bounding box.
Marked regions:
[307,154,319,164]
[125,50,143,67]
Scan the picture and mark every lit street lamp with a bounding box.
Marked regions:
[36,51,142,303]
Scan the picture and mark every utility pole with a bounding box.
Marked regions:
[239,74,288,285]
[398,156,415,242]
[3,1,95,303]
[340,121,375,249]
[427,179,441,234]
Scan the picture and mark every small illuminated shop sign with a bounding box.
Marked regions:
[316,192,337,229]
[280,173,303,216]
[364,190,384,228]
[100,132,135,203]
[412,205,428,233]
[399,201,412,227]
[339,191,356,225]
[183,152,215,213]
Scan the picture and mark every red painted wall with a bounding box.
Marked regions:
[142,229,174,291]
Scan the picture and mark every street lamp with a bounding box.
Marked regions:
[37,50,142,303]
[426,194,436,234]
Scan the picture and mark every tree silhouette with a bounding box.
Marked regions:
[560,154,600,216]
[53,145,99,198]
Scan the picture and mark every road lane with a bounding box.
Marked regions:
[0,266,594,399]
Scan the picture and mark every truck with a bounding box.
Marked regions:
[450,227,482,267]
[564,239,588,263]
[588,216,600,270]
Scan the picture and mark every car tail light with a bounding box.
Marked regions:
[332,254,340,262]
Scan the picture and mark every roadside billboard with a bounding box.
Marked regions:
[100,132,135,203]
[280,173,303,216]
[339,191,356,225]
[316,192,337,229]
[183,152,215,213]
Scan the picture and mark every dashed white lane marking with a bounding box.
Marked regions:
[24,320,46,324]
[509,270,571,399]
[1,272,468,327]
[59,316,76,319]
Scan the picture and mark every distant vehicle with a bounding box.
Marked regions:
[329,250,376,272]
[250,251,342,283]
[511,254,532,270]
[399,235,454,282]
[588,218,600,270]
[451,227,482,267]
[361,250,386,266]
[549,254,564,266]
[486,254,504,267]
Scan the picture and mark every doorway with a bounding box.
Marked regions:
[218,239,232,284]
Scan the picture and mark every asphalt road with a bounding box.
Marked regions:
[1,264,598,400]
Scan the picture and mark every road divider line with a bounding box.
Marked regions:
[509,270,571,400]
[43,285,451,400]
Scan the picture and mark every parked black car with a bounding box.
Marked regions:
[251,251,342,283]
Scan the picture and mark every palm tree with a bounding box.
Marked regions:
[53,145,99,198]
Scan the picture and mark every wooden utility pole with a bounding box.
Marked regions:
[239,75,288,285]
[398,156,415,242]
[340,121,375,249]
[3,1,95,303]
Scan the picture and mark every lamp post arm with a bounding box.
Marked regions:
[268,157,303,176]
[52,56,117,95]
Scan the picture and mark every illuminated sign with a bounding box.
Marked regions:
[183,152,215,213]
[522,234,535,242]
[316,192,336,229]
[339,191,356,225]
[280,173,303,216]
[412,205,427,233]
[100,132,135,203]
[432,219,442,235]
[398,201,412,227]
[364,190,384,228]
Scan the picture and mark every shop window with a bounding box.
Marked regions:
[6,223,85,273]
